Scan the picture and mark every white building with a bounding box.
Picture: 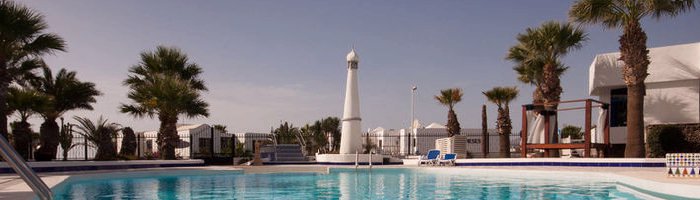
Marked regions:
[589,42,700,144]
[130,124,231,158]
[368,122,505,157]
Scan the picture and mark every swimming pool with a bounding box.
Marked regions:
[51,168,659,199]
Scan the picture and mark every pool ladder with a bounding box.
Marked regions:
[0,135,52,200]
[354,151,373,170]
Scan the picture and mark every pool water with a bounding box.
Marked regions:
[51,168,647,200]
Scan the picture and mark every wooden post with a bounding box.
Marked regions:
[521,105,527,158]
[543,111,550,157]
[584,99,592,157]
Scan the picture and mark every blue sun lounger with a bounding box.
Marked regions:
[419,149,441,166]
[438,153,457,166]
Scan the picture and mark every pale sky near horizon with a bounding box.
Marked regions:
[17,1,700,133]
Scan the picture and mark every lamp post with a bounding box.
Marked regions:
[409,85,417,155]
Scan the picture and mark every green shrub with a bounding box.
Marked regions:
[647,125,684,158]
[561,125,583,139]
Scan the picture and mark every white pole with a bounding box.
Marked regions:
[369,151,373,168]
[410,85,417,155]
[355,150,359,169]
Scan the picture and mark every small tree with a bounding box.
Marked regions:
[483,87,519,158]
[435,88,463,137]
[119,127,137,158]
[362,132,378,154]
[561,125,583,140]
[58,123,76,161]
[213,124,227,133]
[73,116,120,161]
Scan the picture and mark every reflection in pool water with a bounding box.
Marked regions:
[52,168,645,199]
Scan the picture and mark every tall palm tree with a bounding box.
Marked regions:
[121,75,208,160]
[122,46,208,160]
[570,0,696,157]
[32,66,101,161]
[0,1,66,138]
[483,87,519,158]
[435,88,463,137]
[507,21,587,109]
[7,87,48,159]
[73,116,121,161]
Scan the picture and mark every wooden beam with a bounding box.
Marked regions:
[584,99,592,157]
[526,143,585,149]
[544,112,550,157]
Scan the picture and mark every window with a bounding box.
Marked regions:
[610,88,627,127]
[220,137,232,151]
[199,138,212,153]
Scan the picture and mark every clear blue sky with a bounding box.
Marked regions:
[20,0,700,133]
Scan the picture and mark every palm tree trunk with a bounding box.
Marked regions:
[35,118,59,161]
[626,84,646,157]
[447,109,460,137]
[541,63,562,107]
[12,121,32,160]
[158,115,179,160]
[481,105,489,158]
[620,21,649,158]
[497,106,512,158]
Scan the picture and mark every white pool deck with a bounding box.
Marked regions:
[1,164,698,199]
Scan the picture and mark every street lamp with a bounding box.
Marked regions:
[409,85,417,155]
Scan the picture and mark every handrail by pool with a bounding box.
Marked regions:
[0,134,52,200]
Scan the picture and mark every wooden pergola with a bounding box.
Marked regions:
[520,99,610,158]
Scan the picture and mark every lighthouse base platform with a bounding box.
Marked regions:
[315,153,401,165]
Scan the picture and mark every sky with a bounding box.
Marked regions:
[17,0,700,133]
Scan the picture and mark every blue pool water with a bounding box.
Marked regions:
[51,168,648,200]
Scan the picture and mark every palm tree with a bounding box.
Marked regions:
[570,0,696,157]
[121,75,208,160]
[273,121,300,144]
[435,88,463,137]
[0,1,66,139]
[7,87,48,159]
[73,116,121,161]
[483,87,519,158]
[32,66,101,161]
[507,21,587,108]
[507,46,567,105]
[121,46,208,160]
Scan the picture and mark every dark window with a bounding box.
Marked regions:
[220,137,232,150]
[610,88,627,127]
[199,138,212,153]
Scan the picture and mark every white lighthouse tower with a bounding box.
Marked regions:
[339,48,362,154]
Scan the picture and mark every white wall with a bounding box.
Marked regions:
[597,79,700,144]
